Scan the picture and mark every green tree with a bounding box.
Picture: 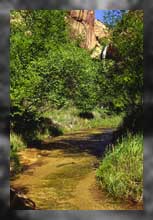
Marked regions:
[112,10,143,110]
[10,10,69,119]
[10,10,99,126]
[28,43,98,111]
[100,10,143,131]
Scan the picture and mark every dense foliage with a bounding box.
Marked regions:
[10,10,143,122]
[98,10,143,131]
[10,10,68,118]
[10,10,143,204]
[112,10,143,111]
[10,10,99,124]
[10,9,143,144]
[27,43,98,111]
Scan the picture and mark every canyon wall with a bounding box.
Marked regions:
[68,10,109,57]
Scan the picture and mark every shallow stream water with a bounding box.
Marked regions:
[11,128,143,210]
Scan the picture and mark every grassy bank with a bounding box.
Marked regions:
[10,107,123,147]
[96,133,143,203]
[43,107,123,134]
[10,133,26,175]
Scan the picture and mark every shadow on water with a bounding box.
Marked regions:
[28,128,114,158]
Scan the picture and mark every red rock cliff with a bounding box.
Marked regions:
[68,10,108,51]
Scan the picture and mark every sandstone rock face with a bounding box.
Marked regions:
[68,10,97,50]
[68,10,109,53]
[90,44,103,59]
[94,19,108,40]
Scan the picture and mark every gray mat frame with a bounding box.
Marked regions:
[0,0,152,219]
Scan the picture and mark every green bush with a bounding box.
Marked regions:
[96,133,143,203]
[10,10,99,122]
[10,10,69,119]
[27,43,98,112]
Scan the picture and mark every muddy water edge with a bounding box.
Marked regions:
[10,128,143,210]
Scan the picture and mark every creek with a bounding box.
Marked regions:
[11,128,143,210]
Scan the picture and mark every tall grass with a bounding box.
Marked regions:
[43,106,123,133]
[96,133,143,203]
[10,132,26,152]
[10,133,26,176]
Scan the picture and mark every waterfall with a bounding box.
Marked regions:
[101,45,109,70]
[102,45,108,59]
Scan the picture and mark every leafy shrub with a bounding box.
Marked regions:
[10,10,69,119]
[10,10,100,123]
[27,43,98,112]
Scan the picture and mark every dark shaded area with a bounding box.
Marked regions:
[0,107,9,134]
[11,112,63,146]
[112,105,143,143]
[104,43,121,61]
[10,188,36,210]
[79,112,94,119]
[28,129,114,158]
[38,117,63,136]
